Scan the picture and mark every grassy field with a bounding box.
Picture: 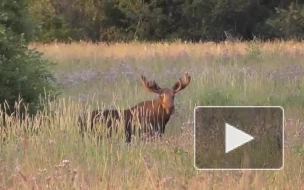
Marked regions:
[1,40,304,189]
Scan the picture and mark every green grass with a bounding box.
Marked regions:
[1,41,304,189]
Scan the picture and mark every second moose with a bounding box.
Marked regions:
[79,72,191,143]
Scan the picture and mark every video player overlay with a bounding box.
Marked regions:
[194,106,284,170]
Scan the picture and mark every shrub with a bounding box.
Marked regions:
[0,0,59,118]
[0,27,59,116]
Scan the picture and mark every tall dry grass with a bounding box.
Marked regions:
[1,41,304,189]
[30,40,304,61]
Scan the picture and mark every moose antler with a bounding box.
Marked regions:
[172,72,191,93]
[141,75,162,94]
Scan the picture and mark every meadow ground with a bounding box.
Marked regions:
[1,41,304,189]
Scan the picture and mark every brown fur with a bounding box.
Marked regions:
[78,73,191,143]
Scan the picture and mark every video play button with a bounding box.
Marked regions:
[194,106,284,170]
[225,123,254,154]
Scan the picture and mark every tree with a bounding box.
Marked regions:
[0,0,59,121]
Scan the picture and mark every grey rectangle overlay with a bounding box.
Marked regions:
[194,106,284,170]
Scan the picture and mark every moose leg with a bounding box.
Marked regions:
[78,116,85,139]
[160,118,170,137]
[148,122,163,140]
[148,123,157,141]
[106,117,115,140]
[160,124,165,137]
[106,118,119,141]
[150,124,163,141]
[159,124,166,140]
[125,121,132,144]
[107,124,113,140]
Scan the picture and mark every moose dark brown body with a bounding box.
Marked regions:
[78,73,191,143]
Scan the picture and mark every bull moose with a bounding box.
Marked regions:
[78,72,191,143]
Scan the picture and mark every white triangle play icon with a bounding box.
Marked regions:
[225,123,254,154]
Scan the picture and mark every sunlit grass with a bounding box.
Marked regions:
[1,41,304,189]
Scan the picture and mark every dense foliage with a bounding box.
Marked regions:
[0,0,59,117]
[27,0,304,43]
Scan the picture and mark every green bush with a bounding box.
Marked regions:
[0,0,59,118]
[0,27,59,116]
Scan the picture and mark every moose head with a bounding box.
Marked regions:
[140,72,191,115]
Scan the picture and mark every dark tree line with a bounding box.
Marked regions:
[26,0,304,43]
